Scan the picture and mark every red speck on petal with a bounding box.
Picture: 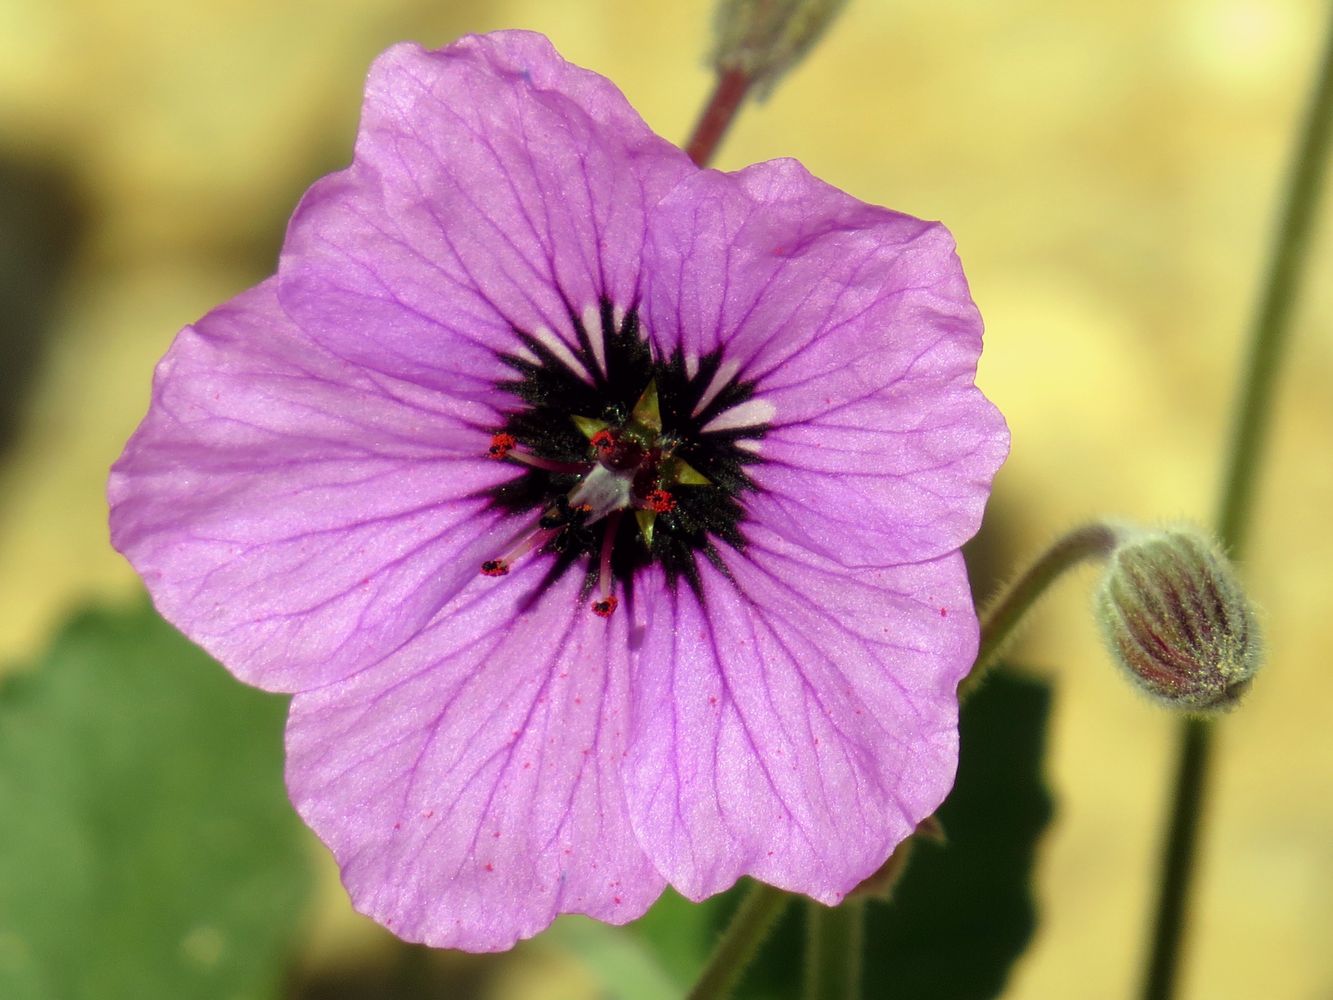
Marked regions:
[481,559,509,577]
[485,862,494,872]
[392,822,401,830]
[591,596,618,618]
[422,810,434,819]
[940,607,948,617]
[614,896,622,905]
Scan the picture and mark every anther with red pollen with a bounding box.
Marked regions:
[478,524,562,581]
[591,596,618,618]
[487,432,516,459]
[644,489,676,513]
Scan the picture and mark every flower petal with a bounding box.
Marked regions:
[642,159,1008,565]
[623,527,975,902]
[278,32,693,391]
[109,280,513,692]
[285,561,663,951]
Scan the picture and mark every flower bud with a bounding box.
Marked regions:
[711,0,849,98]
[1095,528,1262,711]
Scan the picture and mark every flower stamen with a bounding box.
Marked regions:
[489,432,591,474]
[479,524,561,578]
[592,511,622,618]
[506,451,591,475]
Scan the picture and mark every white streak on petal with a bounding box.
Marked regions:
[583,304,606,377]
[703,397,776,432]
[692,358,741,416]
[533,326,592,383]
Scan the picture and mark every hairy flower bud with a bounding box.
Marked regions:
[1096,528,1262,711]
[711,0,849,97]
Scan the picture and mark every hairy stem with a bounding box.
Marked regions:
[685,68,752,166]
[804,899,866,1000]
[687,882,791,1000]
[1140,16,1333,1000]
[960,522,1122,699]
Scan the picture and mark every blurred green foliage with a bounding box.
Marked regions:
[0,602,312,1000]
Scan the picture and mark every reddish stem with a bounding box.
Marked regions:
[684,67,753,167]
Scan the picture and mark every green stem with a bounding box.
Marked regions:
[804,899,866,1000]
[960,522,1121,699]
[687,882,791,1000]
[1141,17,1333,1000]
[1140,718,1213,1000]
[1214,24,1333,558]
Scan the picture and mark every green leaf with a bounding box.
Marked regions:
[542,916,680,1000]
[629,887,737,990]
[0,601,312,1000]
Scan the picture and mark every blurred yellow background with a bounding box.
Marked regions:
[1,1,1329,997]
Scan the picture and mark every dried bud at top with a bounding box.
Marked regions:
[1096,528,1262,712]
[711,0,849,98]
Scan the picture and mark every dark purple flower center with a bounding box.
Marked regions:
[482,301,766,615]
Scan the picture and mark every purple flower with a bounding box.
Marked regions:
[109,31,1008,951]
